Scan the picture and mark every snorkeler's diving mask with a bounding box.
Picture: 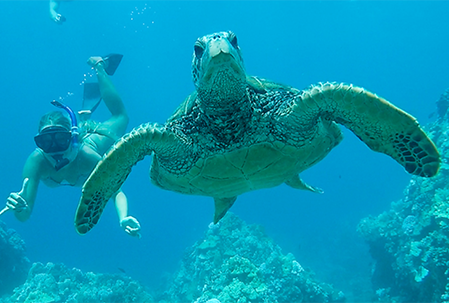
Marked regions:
[34,100,79,153]
[34,126,72,153]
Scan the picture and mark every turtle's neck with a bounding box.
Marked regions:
[196,74,251,145]
[197,69,249,117]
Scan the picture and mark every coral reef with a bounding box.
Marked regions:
[358,92,449,302]
[3,262,154,303]
[158,212,345,303]
[0,220,30,296]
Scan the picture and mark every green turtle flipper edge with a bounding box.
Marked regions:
[75,123,178,234]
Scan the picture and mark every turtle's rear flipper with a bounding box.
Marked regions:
[213,197,236,224]
[285,175,323,193]
[290,82,440,177]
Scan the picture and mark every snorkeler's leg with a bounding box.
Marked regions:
[88,58,129,136]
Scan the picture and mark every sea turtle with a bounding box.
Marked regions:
[75,31,440,234]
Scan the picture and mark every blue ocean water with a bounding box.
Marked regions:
[1,0,448,298]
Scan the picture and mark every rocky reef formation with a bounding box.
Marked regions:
[0,220,30,296]
[158,212,345,303]
[4,262,154,303]
[358,91,449,302]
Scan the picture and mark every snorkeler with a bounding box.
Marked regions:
[49,0,71,24]
[4,54,141,238]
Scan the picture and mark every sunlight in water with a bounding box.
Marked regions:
[55,91,75,104]
[80,71,96,86]
[126,3,155,31]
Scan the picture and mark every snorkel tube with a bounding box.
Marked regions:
[51,100,79,149]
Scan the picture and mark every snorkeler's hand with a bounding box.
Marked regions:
[120,216,141,238]
[6,178,30,213]
[50,11,66,24]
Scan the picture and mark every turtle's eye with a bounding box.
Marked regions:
[194,42,204,58]
[229,32,238,49]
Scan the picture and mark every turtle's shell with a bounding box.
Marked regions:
[151,77,343,199]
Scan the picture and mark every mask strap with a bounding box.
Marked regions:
[51,100,79,149]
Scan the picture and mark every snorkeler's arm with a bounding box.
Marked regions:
[49,0,66,24]
[113,189,128,222]
[7,152,42,221]
[112,190,141,238]
[49,0,59,11]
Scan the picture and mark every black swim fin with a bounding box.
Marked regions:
[83,82,102,112]
[103,53,123,76]
[83,82,101,101]
[80,82,102,121]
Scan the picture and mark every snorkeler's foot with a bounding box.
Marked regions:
[87,54,123,76]
[87,56,106,68]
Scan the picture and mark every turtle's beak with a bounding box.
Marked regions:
[208,38,232,58]
[201,38,245,85]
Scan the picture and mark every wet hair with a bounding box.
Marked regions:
[38,111,71,133]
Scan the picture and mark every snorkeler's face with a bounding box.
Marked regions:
[34,126,72,154]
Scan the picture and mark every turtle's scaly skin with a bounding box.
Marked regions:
[75,31,440,234]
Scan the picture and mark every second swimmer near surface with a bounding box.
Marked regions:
[49,0,68,25]
[4,54,141,238]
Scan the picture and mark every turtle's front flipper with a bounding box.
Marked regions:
[75,123,179,235]
[290,82,440,177]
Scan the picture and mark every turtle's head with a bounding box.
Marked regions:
[191,31,246,90]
